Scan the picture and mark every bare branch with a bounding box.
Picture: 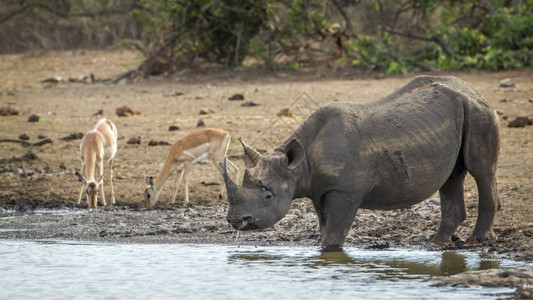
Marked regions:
[382,25,455,58]
[0,4,30,24]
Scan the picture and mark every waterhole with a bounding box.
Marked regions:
[0,240,524,299]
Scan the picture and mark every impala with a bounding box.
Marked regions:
[75,118,118,208]
[144,128,239,207]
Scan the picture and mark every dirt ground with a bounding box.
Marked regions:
[0,50,532,271]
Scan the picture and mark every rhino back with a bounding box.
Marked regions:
[293,76,495,209]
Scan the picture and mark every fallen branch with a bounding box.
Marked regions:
[0,138,53,147]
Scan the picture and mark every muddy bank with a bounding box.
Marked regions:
[1,197,531,262]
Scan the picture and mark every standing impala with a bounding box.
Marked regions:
[144,128,239,207]
[75,118,118,208]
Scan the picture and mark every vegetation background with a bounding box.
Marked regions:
[1,0,531,78]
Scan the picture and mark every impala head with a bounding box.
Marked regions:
[224,138,306,231]
[144,176,159,207]
[75,172,103,208]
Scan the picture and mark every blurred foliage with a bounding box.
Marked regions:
[0,0,139,52]
[1,0,532,73]
[133,0,266,68]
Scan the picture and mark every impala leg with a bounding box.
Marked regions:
[77,162,85,204]
[98,161,106,207]
[210,157,226,200]
[226,158,240,184]
[78,186,85,205]
[171,168,185,204]
[108,158,116,205]
[183,163,192,206]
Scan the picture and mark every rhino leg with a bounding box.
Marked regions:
[463,115,500,244]
[466,174,499,243]
[319,191,359,249]
[311,201,326,237]
[433,163,467,246]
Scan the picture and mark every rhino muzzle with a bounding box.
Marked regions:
[227,214,256,231]
[222,158,262,230]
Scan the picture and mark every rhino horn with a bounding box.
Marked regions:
[239,138,263,168]
[222,157,240,204]
[242,169,259,188]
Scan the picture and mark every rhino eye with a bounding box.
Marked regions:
[260,182,275,195]
[261,191,274,205]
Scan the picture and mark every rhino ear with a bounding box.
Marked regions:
[239,138,263,168]
[284,138,305,169]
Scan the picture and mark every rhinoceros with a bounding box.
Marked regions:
[222,75,501,249]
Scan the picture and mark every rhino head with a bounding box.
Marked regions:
[224,138,307,231]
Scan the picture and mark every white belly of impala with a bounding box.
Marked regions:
[181,143,210,162]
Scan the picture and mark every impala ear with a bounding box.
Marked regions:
[146,176,154,186]
[96,174,104,186]
[284,138,305,170]
[75,172,86,185]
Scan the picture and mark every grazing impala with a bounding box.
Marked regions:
[75,118,118,208]
[144,128,239,207]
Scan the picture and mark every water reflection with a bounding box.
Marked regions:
[229,248,502,277]
[0,241,520,300]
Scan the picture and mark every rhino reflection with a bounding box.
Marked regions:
[228,249,502,277]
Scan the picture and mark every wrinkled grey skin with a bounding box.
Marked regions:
[224,76,501,250]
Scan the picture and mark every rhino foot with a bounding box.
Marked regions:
[431,237,454,247]
[466,230,498,244]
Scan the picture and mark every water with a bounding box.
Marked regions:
[0,241,524,300]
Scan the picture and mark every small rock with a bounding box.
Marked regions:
[37,134,47,139]
[169,125,180,131]
[0,106,19,116]
[116,105,141,117]
[499,98,511,103]
[60,132,83,141]
[127,137,141,144]
[197,119,205,127]
[23,151,38,161]
[277,107,293,117]
[18,133,30,140]
[199,108,215,115]
[92,109,104,116]
[148,140,169,146]
[499,78,518,88]
[241,101,260,107]
[59,162,67,170]
[41,76,63,83]
[499,82,517,88]
[169,91,184,97]
[28,114,40,122]
[508,116,530,128]
[228,94,244,101]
